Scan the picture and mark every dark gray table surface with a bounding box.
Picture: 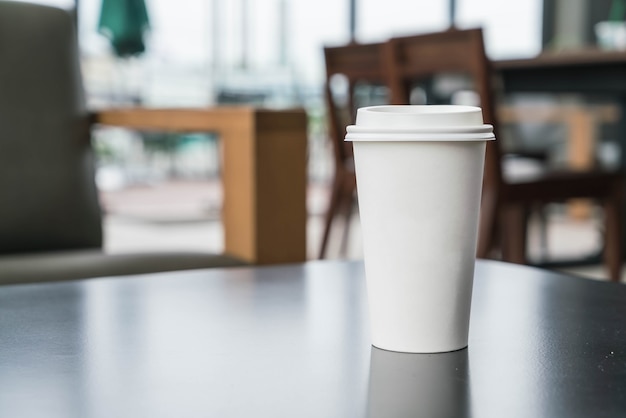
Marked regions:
[1,259,625,417]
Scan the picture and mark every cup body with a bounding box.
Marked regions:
[346,105,494,353]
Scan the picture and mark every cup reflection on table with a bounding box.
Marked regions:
[366,347,470,418]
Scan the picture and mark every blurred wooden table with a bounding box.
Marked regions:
[496,49,626,220]
[95,106,307,265]
[496,48,626,93]
[495,48,626,165]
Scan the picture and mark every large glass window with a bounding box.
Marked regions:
[457,0,542,59]
[358,0,449,42]
[14,0,543,98]
[357,0,542,59]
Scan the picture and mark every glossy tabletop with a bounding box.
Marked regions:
[1,260,625,417]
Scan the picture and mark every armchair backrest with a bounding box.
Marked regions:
[0,1,102,253]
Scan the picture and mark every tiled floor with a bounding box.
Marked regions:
[100,179,620,282]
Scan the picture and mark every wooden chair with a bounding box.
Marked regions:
[383,28,623,282]
[319,42,387,258]
[0,1,247,284]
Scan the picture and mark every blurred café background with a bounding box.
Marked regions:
[7,0,626,279]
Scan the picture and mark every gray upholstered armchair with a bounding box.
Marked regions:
[0,1,247,284]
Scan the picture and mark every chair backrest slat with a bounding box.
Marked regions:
[323,42,387,167]
[383,28,504,190]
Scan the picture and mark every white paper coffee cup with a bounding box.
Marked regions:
[346,105,494,353]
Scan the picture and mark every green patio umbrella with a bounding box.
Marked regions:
[98,0,150,57]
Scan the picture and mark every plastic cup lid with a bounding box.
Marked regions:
[345,105,495,142]
[356,105,484,127]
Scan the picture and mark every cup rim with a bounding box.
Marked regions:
[345,132,495,142]
[346,124,494,134]
[345,123,495,142]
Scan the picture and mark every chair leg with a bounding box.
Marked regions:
[537,205,549,262]
[338,191,355,257]
[477,190,498,259]
[319,175,344,259]
[500,204,528,265]
[604,189,623,282]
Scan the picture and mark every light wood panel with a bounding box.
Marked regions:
[94,106,307,264]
